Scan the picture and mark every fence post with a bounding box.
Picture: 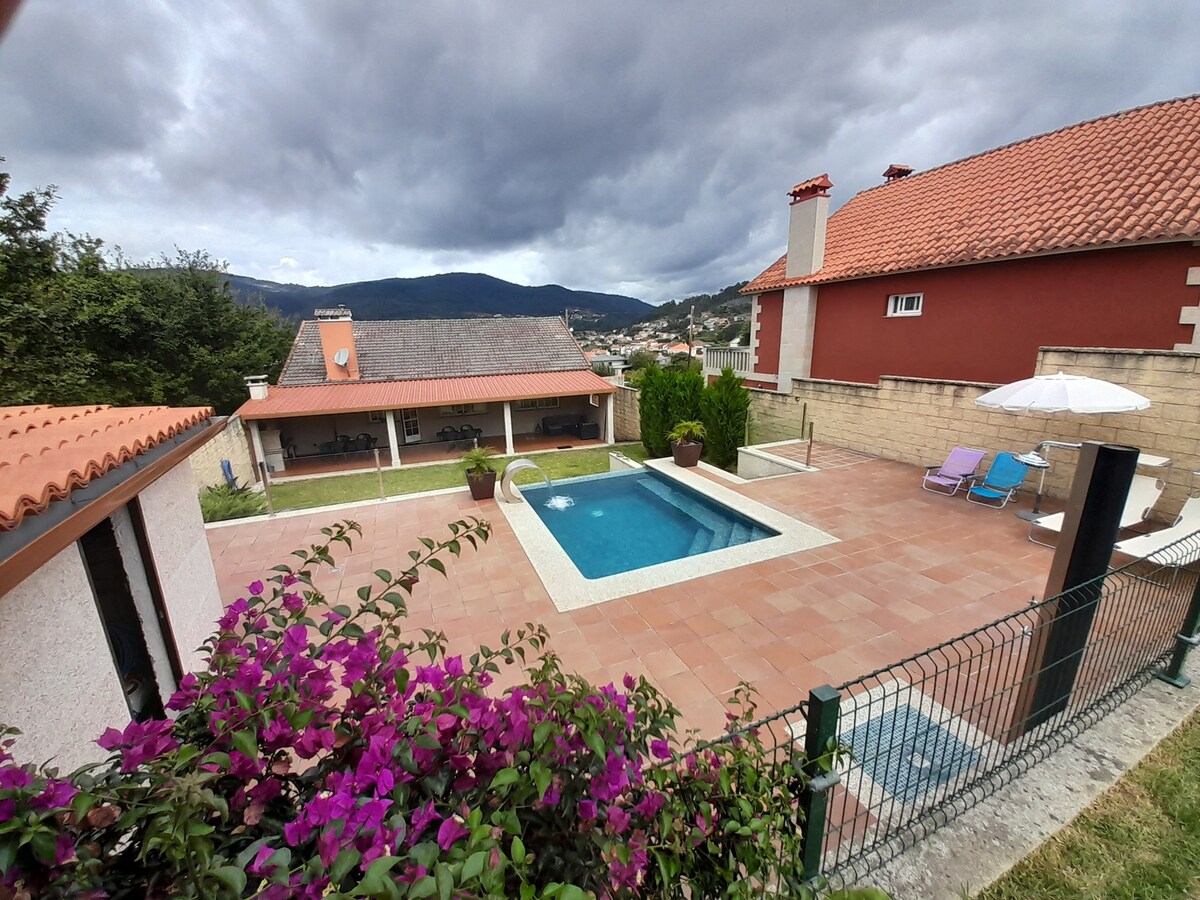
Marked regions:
[258,461,274,516]
[805,421,814,468]
[373,448,385,499]
[799,684,841,882]
[1158,574,1200,688]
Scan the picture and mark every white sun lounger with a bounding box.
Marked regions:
[1113,495,1200,566]
[1029,473,1165,547]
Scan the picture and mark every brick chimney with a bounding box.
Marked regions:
[883,164,913,182]
[785,174,832,279]
[314,306,360,381]
[244,375,269,400]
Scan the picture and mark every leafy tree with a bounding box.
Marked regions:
[625,349,659,371]
[591,361,614,376]
[700,367,751,469]
[638,364,670,456]
[0,165,294,414]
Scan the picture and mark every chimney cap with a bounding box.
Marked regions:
[243,375,269,384]
[788,174,833,203]
[883,164,913,182]
[314,305,352,321]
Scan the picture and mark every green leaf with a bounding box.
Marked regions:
[556,886,587,900]
[231,730,258,759]
[584,729,606,758]
[489,767,520,789]
[511,836,526,865]
[334,604,353,618]
[426,557,446,576]
[211,865,247,894]
[533,721,554,747]
[375,568,393,582]
[342,622,366,639]
[530,761,551,801]
[70,791,96,822]
[355,855,402,896]
[409,875,437,899]
[435,863,453,900]
[461,850,487,881]
[331,847,361,883]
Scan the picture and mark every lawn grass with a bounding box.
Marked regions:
[264,443,653,512]
[975,709,1200,899]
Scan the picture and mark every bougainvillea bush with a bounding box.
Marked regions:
[0,519,879,899]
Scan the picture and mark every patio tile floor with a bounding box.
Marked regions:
[206,455,1053,739]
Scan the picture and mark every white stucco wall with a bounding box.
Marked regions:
[109,506,178,697]
[0,543,130,771]
[137,464,224,671]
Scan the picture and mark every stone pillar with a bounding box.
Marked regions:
[503,401,515,456]
[605,394,615,444]
[385,410,401,468]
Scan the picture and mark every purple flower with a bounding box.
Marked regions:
[166,672,200,711]
[409,801,441,844]
[650,739,672,760]
[578,799,597,821]
[282,574,299,587]
[96,720,178,773]
[633,792,665,820]
[248,580,265,596]
[218,598,249,631]
[436,817,469,851]
[31,779,76,811]
[248,844,278,876]
[605,805,631,834]
[283,624,309,656]
[282,592,304,614]
[0,766,32,791]
[623,673,636,691]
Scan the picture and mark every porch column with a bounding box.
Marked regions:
[385,410,402,468]
[503,401,515,456]
[605,393,615,444]
[248,420,266,483]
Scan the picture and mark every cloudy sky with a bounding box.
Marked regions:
[1,1,1197,302]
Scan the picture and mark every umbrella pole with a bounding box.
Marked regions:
[1016,465,1049,521]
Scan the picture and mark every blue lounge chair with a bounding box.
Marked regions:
[966,452,1029,508]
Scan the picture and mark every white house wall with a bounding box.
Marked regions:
[137,464,224,672]
[0,543,130,771]
[109,506,178,697]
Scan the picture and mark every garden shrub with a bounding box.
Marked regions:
[638,364,669,457]
[200,483,267,522]
[0,518,879,898]
[700,367,751,470]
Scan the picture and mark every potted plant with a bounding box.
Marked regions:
[461,446,498,500]
[667,420,706,468]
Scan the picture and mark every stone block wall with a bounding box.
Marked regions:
[189,415,256,490]
[748,347,1200,520]
[613,386,641,443]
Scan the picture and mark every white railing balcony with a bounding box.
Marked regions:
[703,347,752,376]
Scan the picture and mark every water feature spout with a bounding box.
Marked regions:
[500,458,552,503]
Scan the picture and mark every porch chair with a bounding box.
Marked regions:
[1028,473,1165,547]
[922,447,987,496]
[965,452,1029,509]
[437,426,457,442]
[1112,495,1200,566]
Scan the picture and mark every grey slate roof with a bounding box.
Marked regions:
[278,316,590,386]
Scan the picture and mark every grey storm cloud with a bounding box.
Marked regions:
[1,0,1198,300]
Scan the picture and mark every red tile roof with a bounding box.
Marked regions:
[0,404,215,532]
[236,370,618,421]
[745,95,1200,293]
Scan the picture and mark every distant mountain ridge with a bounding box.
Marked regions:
[223,272,654,328]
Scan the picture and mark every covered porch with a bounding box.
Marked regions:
[244,385,616,480]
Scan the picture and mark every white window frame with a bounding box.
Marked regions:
[886,293,923,317]
[367,410,386,424]
[438,403,487,417]
[514,397,560,411]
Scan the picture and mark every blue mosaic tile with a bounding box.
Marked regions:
[843,705,981,805]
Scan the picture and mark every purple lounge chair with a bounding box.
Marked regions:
[922,447,987,496]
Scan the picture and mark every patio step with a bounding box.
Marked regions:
[726,522,752,547]
[687,527,716,556]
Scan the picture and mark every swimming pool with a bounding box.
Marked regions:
[519,469,778,579]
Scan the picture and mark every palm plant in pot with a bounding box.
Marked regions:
[667,420,706,468]
[461,446,499,500]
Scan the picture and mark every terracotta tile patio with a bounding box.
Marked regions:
[206,456,1055,738]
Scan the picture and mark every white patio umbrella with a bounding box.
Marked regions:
[974,371,1150,415]
[974,372,1152,519]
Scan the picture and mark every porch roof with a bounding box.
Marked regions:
[236,370,617,421]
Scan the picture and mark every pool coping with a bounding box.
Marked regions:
[496,457,839,611]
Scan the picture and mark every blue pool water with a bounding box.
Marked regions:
[520,469,778,579]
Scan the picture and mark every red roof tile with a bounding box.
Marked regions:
[236,370,618,421]
[745,95,1200,293]
[0,404,215,531]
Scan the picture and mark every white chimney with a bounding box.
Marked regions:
[244,375,269,400]
[785,174,832,279]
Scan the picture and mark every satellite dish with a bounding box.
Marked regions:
[333,348,350,367]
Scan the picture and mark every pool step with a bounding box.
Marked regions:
[637,476,761,554]
[727,522,752,547]
[687,527,716,555]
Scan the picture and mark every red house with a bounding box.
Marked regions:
[705,96,1200,388]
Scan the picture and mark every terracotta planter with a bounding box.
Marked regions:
[467,470,497,500]
[671,440,703,468]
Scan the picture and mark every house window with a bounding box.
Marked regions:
[887,293,923,317]
[514,398,560,411]
[439,403,487,417]
[367,410,386,424]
